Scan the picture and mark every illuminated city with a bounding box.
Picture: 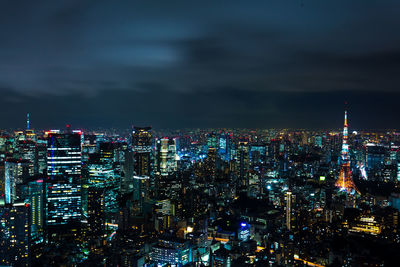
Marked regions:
[1,1,400,267]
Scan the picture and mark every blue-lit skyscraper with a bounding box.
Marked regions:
[45,132,82,238]
[4,159,31,204]
[47,132,82,178]
[218,133,232,162]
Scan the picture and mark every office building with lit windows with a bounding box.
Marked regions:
[155,137,178,176]
[0,202,30,266]
[45,132,82,237]
[132,126,153,177]
[237,141,249,187]
[45,180,81,226]
[47,132,82,178]
[86,186,105,252]
[151,236,191,266]
[130,127,152,214]
[87,153,114,185]
[28,179,44,240]
[4,158,32,203]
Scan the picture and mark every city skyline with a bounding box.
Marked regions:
[1,2,400,266]
[5,105,400,131]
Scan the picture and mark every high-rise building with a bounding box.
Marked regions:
[122,150,134,193]
[132,126,153,177]
[15,140,36,175]
[366,143,385,173]
[28,179,44,240]
[151,236,191,266]
[86,186,105,251]
[250,144,266,164]
[47,132,82,178]
[0,162,4,201]
[205,147,217,180]
[207,133,218,150]
[4,159,31,203]
[45,132,82,237]
[154,199,174,231]
[285,191,293,230]
[45,180,81,227]
[237,141,249,187]
[314,135,323,148]
[87,153,113,185]
[217,133,230,162]
[0,202,30,266]
[36,140,47,176]
[156,138,178,176]
[131,127,153,214]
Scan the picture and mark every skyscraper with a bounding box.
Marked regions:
[132,126,153,177]
[45,132,82,237]
[0,202,30,266]
[237,141,249,187]
[45,179,82,227]
[130,127,153,215]
[28,179,44,240]
[218,133,232,162]
[86,186,105,251]
[285,191,293,230]
[4,159,31,204]
[47,132,82,178]
[156,137,178,176]
[14,140,36,174]
[207,132,217,150]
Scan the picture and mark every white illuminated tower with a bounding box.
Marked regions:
[26,113,30,130]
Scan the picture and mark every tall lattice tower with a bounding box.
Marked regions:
[335,110,359,194]
[26,113,30,130]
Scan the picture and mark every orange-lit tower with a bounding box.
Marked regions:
[335,110,359,194]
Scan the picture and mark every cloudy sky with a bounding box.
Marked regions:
[1,0,400,129]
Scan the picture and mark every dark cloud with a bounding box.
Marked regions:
[0,1,400,128]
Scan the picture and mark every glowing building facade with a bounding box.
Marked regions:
[28,179,44,239]
[0,202,30,266]
[47,132,82,177]
[4,159,31,204]
[151,237,191,266]
[45,132,82,232]
[131,127,153,214]
[132,126,152,177]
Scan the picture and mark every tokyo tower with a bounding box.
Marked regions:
[335,110,359,194]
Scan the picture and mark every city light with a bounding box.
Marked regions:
[0,2,398,266]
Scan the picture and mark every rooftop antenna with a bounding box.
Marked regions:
[26,113,30,130]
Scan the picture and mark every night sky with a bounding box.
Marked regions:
[1,1,400,130]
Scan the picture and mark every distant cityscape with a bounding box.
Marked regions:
[1,111,400,266]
